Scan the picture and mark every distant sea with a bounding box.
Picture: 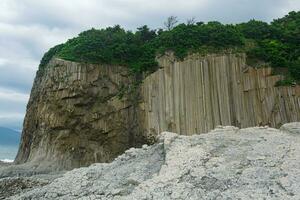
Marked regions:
[0,145,18,162]
[0,126,21,162]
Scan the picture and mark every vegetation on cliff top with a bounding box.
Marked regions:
[40,11,300,83]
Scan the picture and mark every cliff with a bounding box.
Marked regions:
[141,53,300,137]
[15,53,300,170]
[15,59,147,170]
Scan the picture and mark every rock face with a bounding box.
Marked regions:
[15,59,147,170]
[15,53,300,170]
[141,53,300,138]
[10,123,300,199]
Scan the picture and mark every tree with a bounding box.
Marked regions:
[289,58,300,81]
[237,20,271,40]
[164,16,178,31]
[186,17,196,25]
[136,25,157,42]
[39,44,64,70]
[157,28,164,35]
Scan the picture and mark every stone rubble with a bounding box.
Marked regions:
[6,122,300,200]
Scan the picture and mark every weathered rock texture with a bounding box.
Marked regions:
[15,59,147,170]
[10,123,300,200]
[0,177,49,199]
[15,53,300,170]
[141,53,300,138]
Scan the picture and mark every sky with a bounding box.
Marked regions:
[0,0,299,131]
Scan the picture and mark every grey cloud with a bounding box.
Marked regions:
[3,0,299,29]
[0,87,28,130]
[0,113,24,130]
[0,23,77,58]
[0,102,27,116]
[0,64,36,92]
[196,0,297,23]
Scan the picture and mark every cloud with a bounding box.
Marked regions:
[0,87,29,103]
[0,88,29,130]
[0,22,77,59]
[2,0,299,28]
[0,0,299,130]
[0,113,24,120]
[0,112,25,130]
[0,1,19,22]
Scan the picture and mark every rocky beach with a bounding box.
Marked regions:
[1,123,300,199]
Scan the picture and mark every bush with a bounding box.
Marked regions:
[275,78,296,87]
[39,11,299,81]
[154,22,244,59]
[288,58,300,81]
[237,20,272,40]
[39,44,64,70]
[246,11,300,80]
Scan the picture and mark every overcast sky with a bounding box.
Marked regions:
[0,0,299,130]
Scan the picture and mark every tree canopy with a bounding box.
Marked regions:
[39,11,300,84]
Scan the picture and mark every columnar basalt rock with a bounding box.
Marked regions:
[15,58,147,170]
[141,53,300,138]
[15,53,300,170]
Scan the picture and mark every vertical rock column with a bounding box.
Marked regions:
[15,58,147,170]
[141,53,300,137]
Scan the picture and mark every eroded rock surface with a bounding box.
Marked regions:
[0,177,48,200]
[10,123,300,200]
[15,59,147,171]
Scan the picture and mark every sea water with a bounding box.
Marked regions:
[0,145,18,162]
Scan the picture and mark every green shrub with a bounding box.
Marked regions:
[39,11,299,82]
[39,44,64,70]
[153,22,244,59]
[275,78,296,87]
[288,58,300,81]
[237,20,273,40]
[245,11,300,80]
